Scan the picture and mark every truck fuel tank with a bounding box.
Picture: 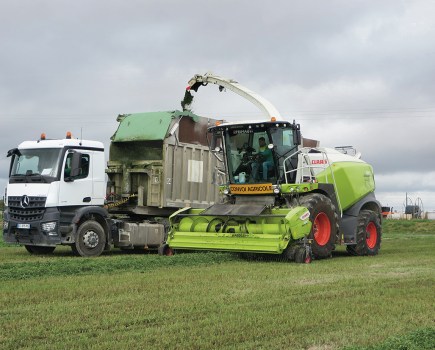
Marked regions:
[115,221,165,249]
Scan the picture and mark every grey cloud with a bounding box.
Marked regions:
[1,0,435,209]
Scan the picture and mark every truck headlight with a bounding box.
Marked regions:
[41,221,57,233]
[3,221,8,230]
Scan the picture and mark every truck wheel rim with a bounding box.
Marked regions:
[83,230,99,249]
[366,222,377,249]
[313,212,331,246]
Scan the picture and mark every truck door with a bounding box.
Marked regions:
[58,151,94,206]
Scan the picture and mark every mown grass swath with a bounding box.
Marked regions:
[0,220,434,349]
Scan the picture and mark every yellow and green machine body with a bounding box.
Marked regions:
[166,119,382,260]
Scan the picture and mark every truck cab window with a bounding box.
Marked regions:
[64,153,90,180]
[10,148,62,181]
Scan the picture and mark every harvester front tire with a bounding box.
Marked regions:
[25,245,56,255]
[347,210,381,256]
[72,220,106,257]
[298,194,339,259]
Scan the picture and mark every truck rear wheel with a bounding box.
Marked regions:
[72,220,106,257]
[25,245,56,255]
[298,194,339,259]
[347,210,381,256]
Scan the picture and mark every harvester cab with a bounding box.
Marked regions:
[209,119,301,187]
[166,73,382,262]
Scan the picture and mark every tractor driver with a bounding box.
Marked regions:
[251,137,273,181]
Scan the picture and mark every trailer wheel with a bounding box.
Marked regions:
[72,220,106,257]
[347,210,382,256]
[25,245,56,255]
[298,194,339,259]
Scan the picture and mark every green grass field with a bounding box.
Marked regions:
[0,220,434,349]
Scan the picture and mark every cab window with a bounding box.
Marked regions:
[64,153,90,180]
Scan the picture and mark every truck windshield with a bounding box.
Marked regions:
[10,148,62,182]
[223,125,297,184]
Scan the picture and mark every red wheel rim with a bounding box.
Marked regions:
[313,212,331,246]
[366,222,378,249]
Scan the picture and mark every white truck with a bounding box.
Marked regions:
[3,110,219,256]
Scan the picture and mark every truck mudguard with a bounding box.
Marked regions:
[70,206,111,237]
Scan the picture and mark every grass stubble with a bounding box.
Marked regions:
[0,220,434,349]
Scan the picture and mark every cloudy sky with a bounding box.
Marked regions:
[1,0,434,211]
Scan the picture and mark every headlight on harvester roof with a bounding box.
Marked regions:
[273,185,281,194]
[223,189,230,195]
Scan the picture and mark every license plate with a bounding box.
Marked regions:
[17,223,31,229]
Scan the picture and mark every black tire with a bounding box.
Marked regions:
[24,245,56,254]
[72,220,106,257]
[295,246,313,264]
[158,243,174,256]
[298,194,339,259]
[346,210,381,256]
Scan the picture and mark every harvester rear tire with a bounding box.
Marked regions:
[346,210,381,256]
[298,194,339,259]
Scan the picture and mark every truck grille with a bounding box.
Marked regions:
[8,196,47,222]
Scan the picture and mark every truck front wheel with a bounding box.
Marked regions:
[72,220,106,257]
[347,210,382,256]
[298,194,339,259]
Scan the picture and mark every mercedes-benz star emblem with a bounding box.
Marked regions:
[21,195,30,208]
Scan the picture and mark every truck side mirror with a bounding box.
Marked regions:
[70,152,82,177]
[7,148,21,158]
[7,148,21,177]
[65,151,82,181]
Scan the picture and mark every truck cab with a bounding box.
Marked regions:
[3,134,107,253]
